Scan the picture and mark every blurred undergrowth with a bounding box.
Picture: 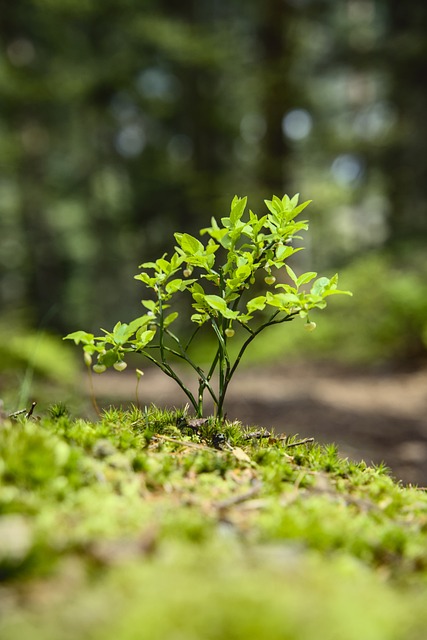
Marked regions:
[245,251,427,368]
[0,318,79,409]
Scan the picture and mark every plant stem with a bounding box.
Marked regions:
[216,311,296,418]
[184,324,202,351]
[210,317,230,419]
[163,330,219,407]
[87,366,101,416]
[140,350,199,414]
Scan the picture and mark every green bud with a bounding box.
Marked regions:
[225,328,235,338]
[114,361,127,372]
[264,276,276,285]
[304,321,317,332]
[93,364,107,374]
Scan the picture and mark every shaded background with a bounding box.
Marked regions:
[1,0,427,479]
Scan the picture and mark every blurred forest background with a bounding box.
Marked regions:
[1,0,427,408]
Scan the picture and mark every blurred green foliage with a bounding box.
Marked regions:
[1,0,427,370]
[249,252,427,367]
[0,321,77,383]
[0,317,79,409]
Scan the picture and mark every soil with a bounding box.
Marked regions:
[89,362,427,486]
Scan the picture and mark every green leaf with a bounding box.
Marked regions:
[235,264,252,280]
[134,273,157,287]
[99,349,118,367]
[230,196,247,225]
[274,283,296,294]
[203,295,228,313]
[113,322,132,345]
[285,264,298,285]
[175,233,204,255]
[164,312,179,327]
[63,331,94,345]
[297,271,317,287]
[141,299,157,312]
[203,295,239,319]
[128,315,151,333]
[247,296,267,313]
[219,233,232,249]
[290,200,312,218]
[156,258,171,273]
[266,292,300,308]
[264,198,278,215]
[311,277,330,296]
[136,329,156,347]
[165,278,184,294]
[190,313,208,325]
[275,244,294,261]
[191,282,205,295]
[322,289,353,298]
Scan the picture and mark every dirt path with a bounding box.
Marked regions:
[90,363,427,486]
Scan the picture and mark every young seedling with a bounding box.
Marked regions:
[65,194,352,419]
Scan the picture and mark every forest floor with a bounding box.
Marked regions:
[89,361,427,487]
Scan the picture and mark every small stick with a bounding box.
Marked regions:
[8,409,27,418]
[153,434,217,452]
[243,430,271,440]
[25,401,37,418]
[285,437,315,449]
[215,481,263,510]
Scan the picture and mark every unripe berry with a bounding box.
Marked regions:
[93,364,107,374]
[183,268,192,277]
[84,352,92,367]
[264,276,276,285]
[114,361,127,372]
[225,328,235,338]
[304,321,317,332]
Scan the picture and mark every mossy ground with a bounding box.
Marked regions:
[2,404,427,639]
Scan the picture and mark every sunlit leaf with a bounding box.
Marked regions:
[285,264,298,285]
[311,277,330,296]
[63,330,94,345]
[297,271,317,287]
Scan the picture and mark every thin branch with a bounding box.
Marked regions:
[140,350,199,413]
[164,329,218,407]
[216,311,296,416]
[184,323,202,351]
[206,347,220,381]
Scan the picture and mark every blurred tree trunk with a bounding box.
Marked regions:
[382,1,427,247]
[257,0,296,195]
[19,152,71,332]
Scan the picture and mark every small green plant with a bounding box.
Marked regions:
[65,195,351,418]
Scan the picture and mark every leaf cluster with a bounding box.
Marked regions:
[65,195,351,417]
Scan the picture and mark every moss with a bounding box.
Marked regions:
[2,407,427,638]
